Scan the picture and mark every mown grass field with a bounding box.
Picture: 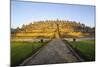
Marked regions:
[69,40,95,61]
[11,41,47,66]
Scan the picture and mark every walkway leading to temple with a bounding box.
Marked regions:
[20,38,84,66]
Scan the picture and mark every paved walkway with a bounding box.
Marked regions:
[22,38,82,65]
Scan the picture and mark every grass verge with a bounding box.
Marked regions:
[11,41,47,66]
[65,40,95,61]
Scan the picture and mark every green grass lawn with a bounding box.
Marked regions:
[11,41,47,66]
[69,40,95,61]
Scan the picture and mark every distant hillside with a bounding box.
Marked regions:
[11,20,95,39]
